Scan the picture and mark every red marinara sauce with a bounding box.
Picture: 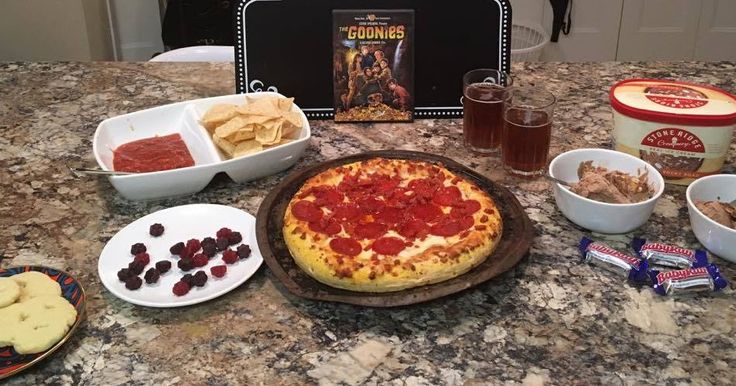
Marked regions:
[113,133,195,173]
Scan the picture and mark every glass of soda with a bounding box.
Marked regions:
[501,86,556,177]
[462,69,514,154]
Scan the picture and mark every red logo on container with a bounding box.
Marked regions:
[644,85,708,109]
[656,267,708,283]
[641,128,705,153]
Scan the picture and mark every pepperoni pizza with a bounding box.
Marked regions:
[282,158,503,292]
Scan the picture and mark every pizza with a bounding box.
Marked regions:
[282,157,503,292]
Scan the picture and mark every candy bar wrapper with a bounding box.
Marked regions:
[579,237,649,282]
[632,237,708,269]
[649,264,728,296]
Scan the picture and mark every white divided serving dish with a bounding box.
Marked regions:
[93,92,310,200]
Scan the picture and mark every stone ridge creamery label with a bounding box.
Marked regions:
[332,9,414,123]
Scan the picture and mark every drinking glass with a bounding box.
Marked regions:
[501,86,556,177]
[462,69,513,154]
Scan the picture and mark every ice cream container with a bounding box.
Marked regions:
[610,79,736,185]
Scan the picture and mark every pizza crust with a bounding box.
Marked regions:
[283,158,503,292]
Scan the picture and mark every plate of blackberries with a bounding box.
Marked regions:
[98,204,262,307]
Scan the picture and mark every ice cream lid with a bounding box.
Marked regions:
[610,79,736,126]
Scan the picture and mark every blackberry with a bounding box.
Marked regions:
[128,261,145,275]
[117,268,133,282]
[149,223,165,237]
[144,268,160,284]
[216,237,229,251]
[181,273,194,286]
[130,243,146,255]
[228,231,243,245]
[169,242,185,256]
[192,271,208,287]
[202,243,217,258]
[201,237,216,248]
[237,244,252,259]
[178,258,194,272]
[125,276,143,290]
[155,260,172,273]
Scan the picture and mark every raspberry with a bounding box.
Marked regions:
[144,268,160,284]
[128,261,145,275]
[133,252,150,266]
[228,231,243,245]
[181,273,194,286]
[192,253,208,267]
[173,281,190,296]
[178,257,194,272]
[222,249,238,264]
[216,237,230,251]
[237,244,251,259]
[155,260,172,273]
[180,248,194,260]
[125,276,142,290]
[186,239,201,253]
[210,265,227,278]
[216,227,233,239]
[201,237,216,248]
[149,223,164,237]
[191,271,208,287]
[202,243,217,258]
[169,242,185,256]
[130,243,146,255]
[117,268,133,282]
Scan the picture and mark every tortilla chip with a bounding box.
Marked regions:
[277,97,294,112]
[212,134,235,157]
[264,138,295,148]
[255,121,282,145]
[201,104,239,131]
[233,140,263,157]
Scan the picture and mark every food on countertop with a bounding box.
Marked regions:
[178,257,194,272]
[0,294,78,354]
[128,261,146,275]
[222,249,238,264]
[631,237,708,269]
[149,223,165,237]
[202,95,303,159]
[125,276,143,290]
[570,161,653,204]
[169,241,185,256]
[172,280,190,296]
[695,200,736,229]
[236,244,251,259]
[117,268,133,282]
[192,253,208,268]
[133,252,150,266]
[216,237,229,251]
[579,237,648,282]
[649,264,727,296]
[283,157,503,292]
[610,79,736,185]
[191,271,208,287]
[113,133,195,173]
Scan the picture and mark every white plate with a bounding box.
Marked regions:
[93,92,311,200]
[98,204,263,307]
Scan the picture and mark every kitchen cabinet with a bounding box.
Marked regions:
[510,0,736,61]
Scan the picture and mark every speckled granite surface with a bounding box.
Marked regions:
[1,61,735,385]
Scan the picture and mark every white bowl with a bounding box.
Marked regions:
[686,174,736,263]
[93,92,310,200]
[548,148,665,234]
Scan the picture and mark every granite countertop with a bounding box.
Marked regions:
[1,61,735,385]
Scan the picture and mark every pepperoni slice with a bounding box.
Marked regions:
[312,186,344,207]
[409,203,443,222]
[330,203,362,221]
[329,237,362,256]
[291,200,323,222]
[373,176,401,194]
[371,237,406,255]
[352,222,388,239]
[374,207,404,225]
[451,200,482,217]
[408,178,440,198]
[308,219,342,235]
[429,215,474,237]
[357,197,385,214]
[432,186,462,207]
[398,219,429,239]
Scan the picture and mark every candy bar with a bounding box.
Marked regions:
[579,237,648,282]
[631,237,708,269]
[649,264,727,296]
